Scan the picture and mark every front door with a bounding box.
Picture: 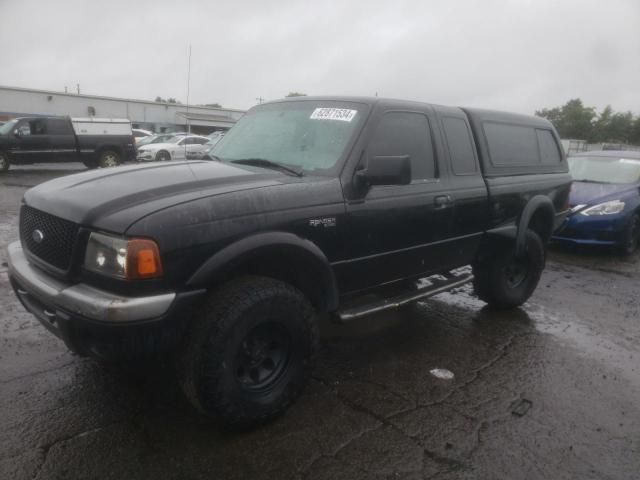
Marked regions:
[9,119,51,164]
[336,108,457,293]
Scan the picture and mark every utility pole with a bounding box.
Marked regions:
[186,44,192,133]
[77,84,80,95]
[256,96,265,104]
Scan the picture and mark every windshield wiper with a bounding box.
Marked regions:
[231,158,304,177]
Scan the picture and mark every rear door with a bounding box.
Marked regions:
[337,106,457,293]
[436,111,489,263]
[46,118,76,161]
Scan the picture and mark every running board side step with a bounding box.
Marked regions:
[337,273,473,322]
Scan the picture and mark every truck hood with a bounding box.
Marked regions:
[23,161,285,233]
[569,181,639,207]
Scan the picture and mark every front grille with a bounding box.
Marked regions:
[19,205,79,271]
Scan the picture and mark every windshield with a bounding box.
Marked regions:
[138,134,182,146]
[0,119,18,135]
[569,156,640,184]
[136,135,158,147]
[211,101,366,174]
[165,135,185,144]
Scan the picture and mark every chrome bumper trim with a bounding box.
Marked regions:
[7,242,176,323]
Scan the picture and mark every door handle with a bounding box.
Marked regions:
[434,195,454,208]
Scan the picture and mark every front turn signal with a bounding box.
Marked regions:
[126,238,163,279]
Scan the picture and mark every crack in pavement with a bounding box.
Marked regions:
[308,330,526,478]
[30,419,123,480]
[391,332,526,415]
[0,360,77,385]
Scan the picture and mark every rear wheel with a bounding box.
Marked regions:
[620,213,640,255]
[98,150,121,168]
[0,151,10,172]
[473,229,545,309]
[177,276,318,429]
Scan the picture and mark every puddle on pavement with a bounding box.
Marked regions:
[430,285,640,390]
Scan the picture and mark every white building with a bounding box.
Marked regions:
[0,85,245,134]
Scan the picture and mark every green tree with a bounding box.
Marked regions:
[607,111,634,143]
[203,103,222,108]
[536,98,596,140]
[590,105,613,142]
[630,117,640,145]
[285,92,307,97]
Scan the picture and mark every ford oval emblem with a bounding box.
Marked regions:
[32,229,44,244]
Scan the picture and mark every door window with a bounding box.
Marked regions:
[28,119,47,135]
[16,123,32,136]
[442,117,477,175]
[369,111,436,181]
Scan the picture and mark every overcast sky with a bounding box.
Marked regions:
[1,0,639,114]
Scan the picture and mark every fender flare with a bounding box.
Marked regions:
[516,195,555,255]
[187,231,339,311]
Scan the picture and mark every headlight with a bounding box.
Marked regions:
[84,232,163,279]
[580,200,625,216]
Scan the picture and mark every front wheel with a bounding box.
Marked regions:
[176,276,318,429]
[156,151,171,161]
[473,229,545,309]
[98,150,121,168]
[0,151,10,173]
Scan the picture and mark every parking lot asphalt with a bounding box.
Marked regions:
[1,164,639,480]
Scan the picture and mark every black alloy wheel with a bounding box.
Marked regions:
[234,322,292,392]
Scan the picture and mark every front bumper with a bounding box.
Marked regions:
[552,213,626,246]
[7,242,204,358]
[136,151,155,162]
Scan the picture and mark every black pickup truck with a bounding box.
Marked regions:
[0,116,136,171]
[8,97,571,427]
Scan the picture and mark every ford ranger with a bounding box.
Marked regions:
[8,96,571,427]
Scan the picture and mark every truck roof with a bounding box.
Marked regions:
[264,95,551,128]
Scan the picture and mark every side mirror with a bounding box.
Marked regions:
[13,129,21,138]
[356,154,411,186]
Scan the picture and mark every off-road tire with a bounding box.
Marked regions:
[156,150,171,161]
[619,213,640,256]
[473,229,544,309]
[98,150,121,168]
[0,151,10,172]
[177,275,318,429]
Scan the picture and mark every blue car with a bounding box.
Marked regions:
[553,150,640,254]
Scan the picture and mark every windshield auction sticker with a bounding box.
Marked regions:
[310,108,357,122]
